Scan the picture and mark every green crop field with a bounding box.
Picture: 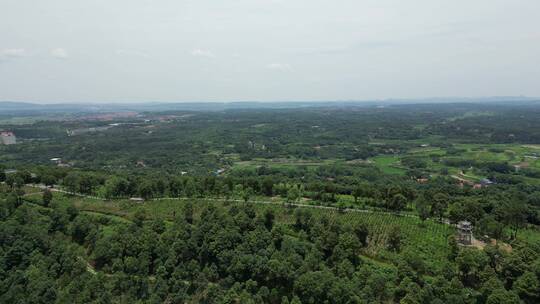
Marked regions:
[306,210,453,270]
[232,157,335,171]
[370,155,406,175]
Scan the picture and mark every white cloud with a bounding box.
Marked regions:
[191,49,215,58]
[50,48,68,59]
[266,63,292,71]
[0,48,26,58]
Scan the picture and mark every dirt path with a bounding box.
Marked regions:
[153,197,422,220]
[27,183,102,200]
[26,183,448,224]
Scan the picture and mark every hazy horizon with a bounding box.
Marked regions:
[2,96,540,107]
[1,0,540,103]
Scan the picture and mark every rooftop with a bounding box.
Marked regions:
[457,220,472,229]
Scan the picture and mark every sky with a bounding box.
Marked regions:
[0,0,539,103]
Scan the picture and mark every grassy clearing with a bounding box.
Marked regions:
[81,210,132,224]
[447,111,494,122]
[22,185,43,194]
[370,155,406,175]
[454,143,540,167]
[517,226,540,244]
[368,136,446,146]
[232,157,334,170]
[408,147,444,155]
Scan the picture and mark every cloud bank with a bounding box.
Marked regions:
[50,48,68,59]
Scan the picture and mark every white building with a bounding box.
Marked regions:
[0,131,16,145]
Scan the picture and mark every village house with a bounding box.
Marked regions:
[50,157,62,164]
[215,168,226,175]
[480,178,494,186]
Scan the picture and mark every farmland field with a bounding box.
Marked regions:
[370,155,406,175]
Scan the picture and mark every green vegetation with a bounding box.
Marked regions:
[3,187,540,303]
[2,102,540,303]
[370,155,406,175]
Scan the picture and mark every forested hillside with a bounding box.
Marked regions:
[1,103,540,303]
[1,189,539,303]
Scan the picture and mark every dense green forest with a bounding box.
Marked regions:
[1,102,540,303]
[3,103,540,173]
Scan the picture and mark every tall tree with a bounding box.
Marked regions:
[499,201,528,239]
[431,193,449,221]
[387,226,403,252]
[42,189,53,207]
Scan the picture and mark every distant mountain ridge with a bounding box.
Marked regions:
[1,97,539,115]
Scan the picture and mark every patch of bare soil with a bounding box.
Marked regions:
[470,237,487,249]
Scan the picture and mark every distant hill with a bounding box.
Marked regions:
[1,97,539,115]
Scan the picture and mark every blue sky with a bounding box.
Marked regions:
[1,0,539,103]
